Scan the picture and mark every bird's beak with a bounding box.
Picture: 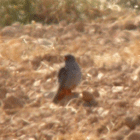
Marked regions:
[64,56,68,60]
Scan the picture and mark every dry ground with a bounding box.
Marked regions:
[0,9,140,140]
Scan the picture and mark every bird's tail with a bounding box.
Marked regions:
[52,86,66,103]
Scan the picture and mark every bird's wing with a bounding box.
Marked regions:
[58,67,66,84]
[53,67,68,103]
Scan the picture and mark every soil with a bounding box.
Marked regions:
[0,10,140,140]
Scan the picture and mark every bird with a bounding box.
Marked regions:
[53,54,81,103]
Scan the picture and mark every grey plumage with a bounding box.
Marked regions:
[53,54,81,103]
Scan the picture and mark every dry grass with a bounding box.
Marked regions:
[1,5,140,140]
[0,0,140,26]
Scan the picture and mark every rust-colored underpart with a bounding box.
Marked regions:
[57,88,72,100]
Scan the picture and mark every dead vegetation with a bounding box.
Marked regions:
[1,6,140,140]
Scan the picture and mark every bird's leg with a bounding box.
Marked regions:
[65,89,72,95]
[57,88,72,101]
[57,88,66,100]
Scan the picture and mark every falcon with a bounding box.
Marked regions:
[53,54,81,103]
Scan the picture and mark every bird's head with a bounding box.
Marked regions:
[64,54,76,62]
